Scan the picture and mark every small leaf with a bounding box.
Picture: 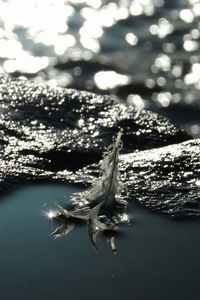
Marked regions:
[110,236,117,255]
[55,202,89,220]
[50,223,75,239]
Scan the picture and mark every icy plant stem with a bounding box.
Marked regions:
[104,129,122,207]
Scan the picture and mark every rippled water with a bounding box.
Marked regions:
[0,0,200,137]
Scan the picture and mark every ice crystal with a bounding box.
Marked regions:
[50,130,129,252]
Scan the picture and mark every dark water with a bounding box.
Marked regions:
[0,184,200,300]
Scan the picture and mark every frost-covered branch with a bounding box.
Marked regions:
[49,130,129,252]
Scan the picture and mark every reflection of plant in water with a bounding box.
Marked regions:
[49,130,130,253]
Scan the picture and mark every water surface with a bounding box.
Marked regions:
[0,184,199,300]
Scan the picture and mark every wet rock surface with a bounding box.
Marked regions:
[0,75,199,219]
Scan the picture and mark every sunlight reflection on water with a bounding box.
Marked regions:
[0,0,200,136]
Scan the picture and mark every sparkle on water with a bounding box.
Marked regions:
[0,0,200,136]
[47,211,56,219]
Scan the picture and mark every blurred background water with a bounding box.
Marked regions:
[0,0,200,137]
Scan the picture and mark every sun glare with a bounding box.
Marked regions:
[47,211,56,219]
